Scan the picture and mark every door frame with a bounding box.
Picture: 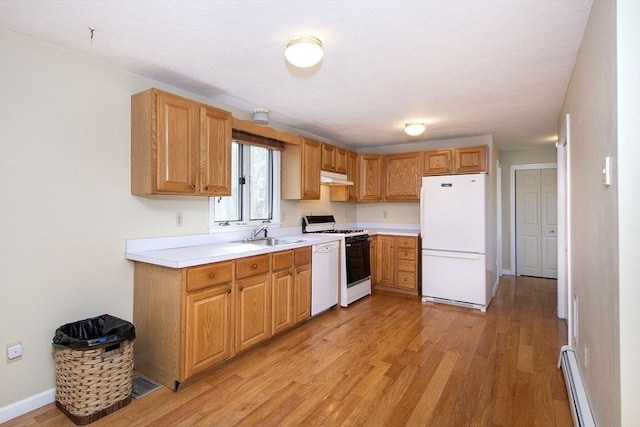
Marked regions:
[509,163,557,276]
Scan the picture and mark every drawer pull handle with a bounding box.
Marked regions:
[252,263,257,269]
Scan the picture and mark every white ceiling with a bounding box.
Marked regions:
[0,0,592,151]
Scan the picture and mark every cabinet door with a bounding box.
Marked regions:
[184,284,233,378]
[370,236,378,285]
[384,152,421,200]
[335,147,348,174]
[321,143,336,172]
[200,106,232,195]
[359,154,383,201]
[454,145,487,173]
[236,274,271,352]
[155,91,199,193]
[376,235,395,286]
[423,149,453,175]
[347,152,359,201]
[293,264,311,324]
[301,138,321,200]
[272,269,294,335]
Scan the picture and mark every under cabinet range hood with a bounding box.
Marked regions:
[320,171,354,186]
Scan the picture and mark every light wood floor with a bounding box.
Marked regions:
[5,275,571,427]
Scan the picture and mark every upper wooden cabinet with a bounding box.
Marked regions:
[131,88,232,196]
[321,143,348,174]
[329,150,359,202]
[282,137,321,200]
[454,145,487,173]
[384,152,421,201]
[423,145,488,176]
[359,154,384,202]
[423,149,453,175]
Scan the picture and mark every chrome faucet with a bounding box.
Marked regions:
[252,224,269,239]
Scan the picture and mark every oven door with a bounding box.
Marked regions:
[345,237,371,286]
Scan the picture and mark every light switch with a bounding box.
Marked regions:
[602,156,612,186]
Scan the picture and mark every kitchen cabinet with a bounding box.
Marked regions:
[384,152,421,201]
[281,137,321,200]
[131,88,232,196]
[235,254,271,352]
[271,251,294,335]
[321,144,348,174]
[329,150,359,202]
[423,149,453,175]
[293,247,312,323]
[359,154,384,201]
[454,145,487,173]
[372,235,419,295]
[423,145,487,175]
[376,235,395,286]
[132,260,234,390]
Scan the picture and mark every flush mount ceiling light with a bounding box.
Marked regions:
[253,109,269,124]
[404,122,426,136]
[285,35,323,68]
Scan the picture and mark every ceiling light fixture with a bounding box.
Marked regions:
[404,122,426,136]
[285,35,323,68]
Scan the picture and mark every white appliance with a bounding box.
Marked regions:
[311,240,340,315]
[420,173,491,311]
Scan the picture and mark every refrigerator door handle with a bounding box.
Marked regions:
[423,251,482,261]
[420,183,425,236]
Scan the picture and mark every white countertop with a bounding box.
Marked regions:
[368,228,420,237]
[125,233,342,269]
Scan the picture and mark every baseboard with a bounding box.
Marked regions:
[502,269,515,275]
[492,276,500,297]
[0,388,55,424]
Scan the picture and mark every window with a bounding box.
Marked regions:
[210,131,282,227]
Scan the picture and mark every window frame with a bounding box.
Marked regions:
[208,143,281,232]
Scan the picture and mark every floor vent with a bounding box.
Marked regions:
[558,345,595,427]
[131,375,163,399]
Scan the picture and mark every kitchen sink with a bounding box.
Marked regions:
[232,237,304,246]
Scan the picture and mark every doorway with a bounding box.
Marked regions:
[515,168,558,278]
[509,163,558,279]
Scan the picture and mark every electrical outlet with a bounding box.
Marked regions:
[7,342,22,362]
[176,213,183,227]
[383,210,388,219]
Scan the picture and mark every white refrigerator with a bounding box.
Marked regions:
[420,173,490,312]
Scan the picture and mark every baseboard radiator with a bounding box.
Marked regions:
[558,345,596,427]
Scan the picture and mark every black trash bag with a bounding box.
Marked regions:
[52,314,135,349]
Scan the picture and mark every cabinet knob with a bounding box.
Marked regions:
[252,263,257,269]
[209,273,215,278]
[239,286,244,291]
[227,288,231,294]
[191,184,196,190]
[204,185,209,191]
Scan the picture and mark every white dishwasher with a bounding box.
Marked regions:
[311,240,340,315]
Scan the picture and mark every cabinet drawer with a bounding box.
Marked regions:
[397,259,416,273]
[396,237,417,249]
[295,246,312,267]
[187,261,233,292]
[272,250,294,271]
[396,271,417,289]
[236,254,270,280]
[397,249,416,261]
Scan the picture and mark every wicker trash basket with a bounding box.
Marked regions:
[52,315,135,425]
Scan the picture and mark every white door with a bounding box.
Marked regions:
[516,169,557,278]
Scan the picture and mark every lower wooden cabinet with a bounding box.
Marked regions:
[372,235,419,295]
[132,246,313,390]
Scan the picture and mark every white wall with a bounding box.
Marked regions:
[0,29,351,413]
[558,1,620,425]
